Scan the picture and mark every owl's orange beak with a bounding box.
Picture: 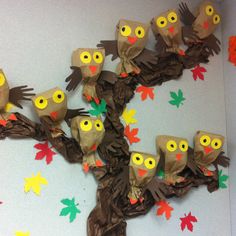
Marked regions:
[89,66,97,74]
[203,21,209,29]
[90,144,97,151]
[204,146,213,154]
[50,111,58,120]
[138,168,147,177]
[176,153,183,161]
[168,26,175,34]
[127,36,137,44]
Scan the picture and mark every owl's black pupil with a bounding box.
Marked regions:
[149,161,152,165]
[97,124,100,127]
[182,145,185,148]
[209,8,212,12]
[171,144,174,148]
[136,157,140,161]
[40,99,43,103]
[171,17,175,20]
[161,21,164,24]
[96,55,99,59]
[138,30,141,34]
[122,27,125,32]
[84,121,88,125]
[215,142,218,146]
[58,94,61,99]
[203,139,207,143]
[84,55,88,59]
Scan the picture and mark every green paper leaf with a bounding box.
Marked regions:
[218,169,229,189]
[168,89,186,108]
[88,99,107,117]
[157,169,164,179]
[60,197,81,223]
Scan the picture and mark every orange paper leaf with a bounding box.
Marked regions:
[124,125,140,145]
[156,200,173,220]
[136,85,155,101]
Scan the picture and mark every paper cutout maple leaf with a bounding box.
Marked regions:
[219,169,229,189]
[15,232,30,236]
[24,172,48,196]
[60,197,81,223]
[122,108,137,125]
[136,85,155,101]
[124,125,140,145]
[180,212,198,232]
[88,99,107,117]
[156,200,173,220]
[34,141,57,165]
[191,65,207,81]
[169,89,185,108]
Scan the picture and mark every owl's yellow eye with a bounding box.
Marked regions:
[167,12,178,23]
[80,119,92,132]
[144,157,156,170]
[166,140,177,152]
[94,119,104,131]
[132,153,144,166]
[179,140,188,152]
[93,52,103,64]
[0,72,6,86]
[120,25,132,37]
[80,51,92,64]
[213,14,220,25]
[156,16,167,28]
[135,26,145,39]
[52,90,65,104]
[34,96,48,110]
[205,5,214,16]
[200,135,211,146]
[211,138,222,150]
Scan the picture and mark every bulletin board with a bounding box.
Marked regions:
[0,0,231,236]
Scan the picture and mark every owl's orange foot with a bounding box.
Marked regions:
[200,166,214,176]
[133,67,141,75]
[83,163,89,173]
[84,94,92,102]
[129,198,138,205]
[8,114,17,121]
[139,197,144,203]
[0,120,7,127]
[95,160,103,167]
[178,49,186,56]
[120,72,128,78]
[94,97,100,105]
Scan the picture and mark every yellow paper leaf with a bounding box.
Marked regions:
[24,172,48,196]
[5,102,14,112]
[122,108,137,125]
[15,231,30,236]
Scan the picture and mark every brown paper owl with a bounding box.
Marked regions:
[157,135,189,185]
[0,69,34,127]
[194,130,224,176]
[151,10,185,55]
[116,19,150,77]
[65,48,105,104]
[71,116,105,172]
[128,151,159,204]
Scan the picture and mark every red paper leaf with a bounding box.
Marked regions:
[156,200,174,220]
[191,65,207,81]
[124,125,140,145]
[229,36,236,66]
[180,212,198,232]
[136,86,155,101]
[34,141,57,165]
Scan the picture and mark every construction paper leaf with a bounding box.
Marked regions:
[219,169,229,189]
[228,36,236,66]
[156,169,164,179]
[124,125,140,145]
[24,172,48,196]
[34,141,57,165]
[136,85,155,101]
[169,89,185,108]
[5,102,14,112]
[156,200,173,220]
[60,197,81,223]
[15,232,30,236]
[180,212,198,232]
[88,99,107,117]
[191,65,207,81]
[122,108,137,125]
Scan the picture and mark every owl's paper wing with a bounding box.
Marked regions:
[65,66,83,92]
[182,26,198,43]
[204,34,221,56]
[64,108,89,127]
[213,152,230,168]
[134,48,158,69]
[9,85,35,109]
[99,70,118,85]
[186,147,199,174]
[97,40,119,61]
[153,34,168,54]
[179,2,196,26]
